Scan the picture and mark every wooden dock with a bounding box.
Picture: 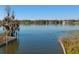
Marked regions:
[0,36,16,46]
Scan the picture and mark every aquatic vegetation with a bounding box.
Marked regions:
[59,31,79,54]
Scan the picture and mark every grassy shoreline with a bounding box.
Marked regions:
[59,30,79,54]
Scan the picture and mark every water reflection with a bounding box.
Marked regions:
[0,25,79,54]
[2,39,19,54]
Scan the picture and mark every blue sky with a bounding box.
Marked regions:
[0,5,79,20]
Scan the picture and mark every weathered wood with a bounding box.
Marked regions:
[0,36,16,46]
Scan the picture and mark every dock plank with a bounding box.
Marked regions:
[0,36,16,46]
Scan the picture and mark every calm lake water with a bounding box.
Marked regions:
[0,25,79,54]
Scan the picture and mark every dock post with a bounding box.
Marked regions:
[5,35,7,45]
[5,31,8,45]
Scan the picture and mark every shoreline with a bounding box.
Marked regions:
[59,30,79,54]
[59,39,66,54]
